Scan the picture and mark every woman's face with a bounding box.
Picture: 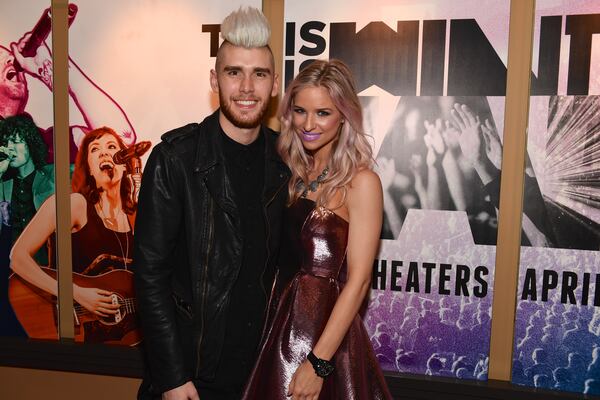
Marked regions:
[292,85,343,156]
[87,134,126,189]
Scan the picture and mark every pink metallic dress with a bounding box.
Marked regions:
[242,198,392,399]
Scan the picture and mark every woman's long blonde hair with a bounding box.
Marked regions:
[278,59,373,208]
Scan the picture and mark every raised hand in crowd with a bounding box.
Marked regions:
[409,154,428,209]
[480,117,538,178]
[376,156,397,193]
[424,119,446,166]
[451,103,498,185]
[376,156,404,238]
[423,119,446,209]
[451,104,484,166]
[439,120,469,211]
[480,118,503,171]
[441,120,461,154]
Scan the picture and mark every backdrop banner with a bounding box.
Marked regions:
[284,0,513,380]
[512,1,600,396]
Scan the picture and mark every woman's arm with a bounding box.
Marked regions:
[10,194,62,297]
[288,169,383,399]
[10,193,118,316]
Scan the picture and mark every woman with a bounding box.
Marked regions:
[11,127,136,326]
[243,60,392,399]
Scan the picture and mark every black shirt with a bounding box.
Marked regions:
[10,170,36,245]
[214,126,269,389]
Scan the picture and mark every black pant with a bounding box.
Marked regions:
[138,379,243,400]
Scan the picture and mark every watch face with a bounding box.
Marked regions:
[316,359,335,377]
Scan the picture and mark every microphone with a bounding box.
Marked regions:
[113,141,152,165]
[21,4,78,58]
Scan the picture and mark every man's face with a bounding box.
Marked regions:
[0,46,28,110]
[210,44,278,129]
[6,134,31,169]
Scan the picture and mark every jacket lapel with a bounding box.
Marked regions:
[1,179,13,203]
[262,129,290,206]
[195,110,238,218]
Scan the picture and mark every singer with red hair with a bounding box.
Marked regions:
[10,127,142,325]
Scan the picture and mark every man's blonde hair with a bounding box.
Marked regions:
[220,6,271,48]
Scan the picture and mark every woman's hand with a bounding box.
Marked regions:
[73,286,119,317]
[287,360,324,400]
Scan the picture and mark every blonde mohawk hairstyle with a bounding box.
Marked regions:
[220,6,271,48]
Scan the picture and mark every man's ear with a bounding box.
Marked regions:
[271,72,279,98]
[210,69,219,93]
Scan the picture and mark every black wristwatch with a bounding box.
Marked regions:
[307,351,334,378]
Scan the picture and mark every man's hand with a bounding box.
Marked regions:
[10,32,53,89]
[0,147,11,176]
[162,382,200,400]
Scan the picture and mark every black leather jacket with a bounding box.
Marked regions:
[133,110,290,394]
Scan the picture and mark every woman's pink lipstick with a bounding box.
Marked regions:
[302,132,320,142]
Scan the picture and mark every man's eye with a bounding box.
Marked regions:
[228,70,238,76]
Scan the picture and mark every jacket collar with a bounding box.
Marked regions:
[194,109,221,173]
[194,109,290,213]
[194,109,288,173]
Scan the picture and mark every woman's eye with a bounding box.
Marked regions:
[317,111,330,116]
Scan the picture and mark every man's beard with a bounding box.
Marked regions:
[219,93,268,129]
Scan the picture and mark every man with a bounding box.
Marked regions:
[0,115,54,264]
[134,7,289,400]
[0,115,53,337]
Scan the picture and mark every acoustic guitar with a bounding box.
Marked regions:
[8,266,141,346]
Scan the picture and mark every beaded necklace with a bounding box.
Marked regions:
[296,166,329,198]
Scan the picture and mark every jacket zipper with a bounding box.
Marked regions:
[195,194,213,377]
[258,175,287,339]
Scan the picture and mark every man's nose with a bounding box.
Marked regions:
[240,75,254,93]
